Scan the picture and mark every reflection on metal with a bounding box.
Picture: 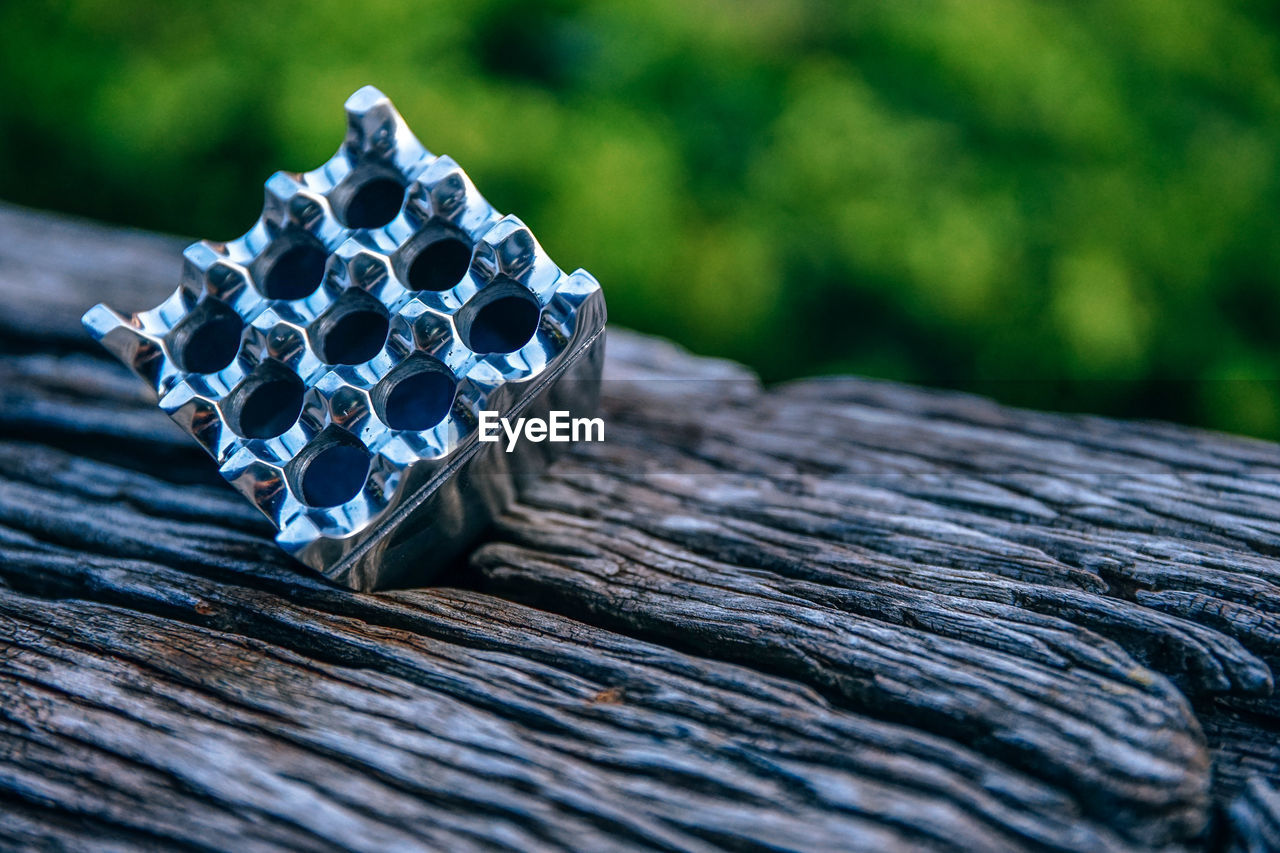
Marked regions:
[83,86,606,591]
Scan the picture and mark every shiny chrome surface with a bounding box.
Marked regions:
[83,86,606,590]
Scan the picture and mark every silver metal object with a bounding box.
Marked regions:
[83,86,606,591]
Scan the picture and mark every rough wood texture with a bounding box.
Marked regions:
[0,202,1277,852]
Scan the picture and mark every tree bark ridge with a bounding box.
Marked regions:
[0,203,1276,851]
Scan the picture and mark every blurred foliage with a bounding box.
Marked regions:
[2,0,1279,436]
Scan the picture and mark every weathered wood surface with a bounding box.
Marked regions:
[0,202,1277,852]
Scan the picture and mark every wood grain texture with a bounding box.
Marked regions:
[0,202,1277,851]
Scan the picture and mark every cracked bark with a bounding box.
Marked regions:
[0,203,1276,851]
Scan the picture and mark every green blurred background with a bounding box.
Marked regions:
[3,0,1279,437]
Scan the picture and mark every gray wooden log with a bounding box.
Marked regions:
[0,201,1277,851]
[1229,780,1280,853]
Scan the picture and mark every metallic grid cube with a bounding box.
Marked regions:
[83,86,606,591]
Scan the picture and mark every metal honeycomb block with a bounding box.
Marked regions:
[83,86,606,591]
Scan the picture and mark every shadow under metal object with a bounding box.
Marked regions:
[83,85,606,591]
